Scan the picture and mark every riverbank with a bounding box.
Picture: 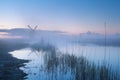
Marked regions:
[0,39,29,80]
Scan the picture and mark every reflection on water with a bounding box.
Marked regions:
[10,44,120,80]
[59,45,120,69]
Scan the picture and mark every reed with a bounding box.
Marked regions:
[29,42,120,80]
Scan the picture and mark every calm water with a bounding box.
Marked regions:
[10,44,120,80]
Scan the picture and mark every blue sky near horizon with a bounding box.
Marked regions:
[0,0,120,34]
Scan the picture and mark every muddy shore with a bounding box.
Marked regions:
[0,39,29,80]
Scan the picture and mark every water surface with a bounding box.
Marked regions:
[10,44,120,80]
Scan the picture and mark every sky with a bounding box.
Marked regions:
[0,0,120,34]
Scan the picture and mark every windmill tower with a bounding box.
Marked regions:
[27,25,41,57]
[27,25,38,39]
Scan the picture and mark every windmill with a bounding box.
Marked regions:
[27,25,40,57]
[27,25,38,38]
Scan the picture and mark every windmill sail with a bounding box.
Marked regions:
[27,25,38,39]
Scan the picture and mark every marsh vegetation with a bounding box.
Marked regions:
[13,42,120,80]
